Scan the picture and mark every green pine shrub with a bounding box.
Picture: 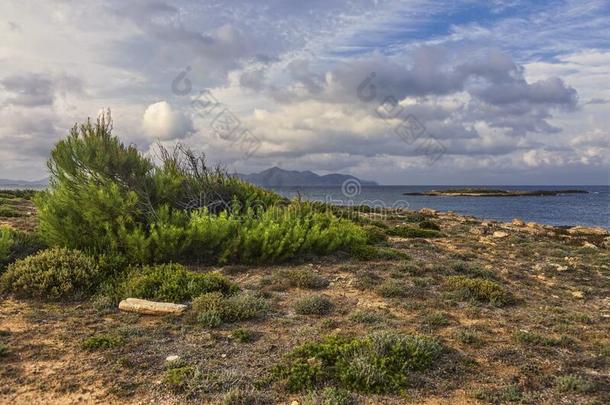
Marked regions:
[119,263,238,303]
[82,334,124,350]
[273,332,442,393]
[0,247,101,300]
[192,291,268,327]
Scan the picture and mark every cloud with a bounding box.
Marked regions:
[0,73,83,108]
[142,101,194,140]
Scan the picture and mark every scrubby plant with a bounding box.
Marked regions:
[0,228,47,275]
[302,387,356,405]
[362,225,387,244]
[349,310,387,324]
[0,343,8,357]
[164,365,197,393]
[444,276,511,306]
[294,295,334,315]
[231,328,256,343]
[513,330,571,347]
[119,263,238,303]
[386,226,441,238]
[222,388,271,405]
[192,291,268,327]
[418,220,440,231]
[273,332,442,393]
[554,375,594,393]
[264,268,330,291]
[350,245,409,260]
[0,247,101,300]
[82,334,124,350]
[376,279,409,298]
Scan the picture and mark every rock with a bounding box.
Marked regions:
[512,219,525,226]
[419,208,437,216]
[481,221,492,227]
[571,290,585,299]
[582,241,598,249]
[603,237,610,249]
[492,231,509,239]
[118,298,187,315]
[165,355,181,362]
[567,226,609,236]
[469,227,485,235]
[526,222,539,229]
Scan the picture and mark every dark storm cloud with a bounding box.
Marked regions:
[1,73,83,107]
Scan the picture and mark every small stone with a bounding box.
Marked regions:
[512,219,525,226]
[291,401,299,405]
[582,241,598,249]
[165,355,180,362]
[492,231,509,239]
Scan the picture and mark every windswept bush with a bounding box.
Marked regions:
[0,248,101,300]
[192,291,268,327]
[36,112,365,265]
[273,332,442,393]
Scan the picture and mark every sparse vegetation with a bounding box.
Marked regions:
[263,268,329,290]
[554,375,594,394]
[376,279,409,298]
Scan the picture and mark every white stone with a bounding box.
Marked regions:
[118,298,187,315]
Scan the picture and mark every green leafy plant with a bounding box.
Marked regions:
[418,220,440,231]
[0,248,101,300]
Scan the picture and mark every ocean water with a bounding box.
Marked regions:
[271,185,610,229]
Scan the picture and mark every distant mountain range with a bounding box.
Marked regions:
[236,167,378,187]
[0,178,48,187]
[0,168,377,188]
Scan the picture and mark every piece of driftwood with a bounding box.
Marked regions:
[118,298,187,315]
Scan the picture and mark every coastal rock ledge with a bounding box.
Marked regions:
[118,298,187,315]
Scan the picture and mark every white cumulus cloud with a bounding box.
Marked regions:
[142,101,194,140]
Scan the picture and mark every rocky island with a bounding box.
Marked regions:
[403,188,589,197]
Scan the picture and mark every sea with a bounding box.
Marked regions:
[270,185,609,229]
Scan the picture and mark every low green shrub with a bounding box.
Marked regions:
[222,388,271,405]
[376,280,409,298]
[418,220,440,231]
[421,312,450,329]
[0,206,23,217]
[0,227,46,273]
[231,328,256,343]
[302,387,356,405]
[264,268,330,291]
[294,295,334,315]
[349,310,387,324]
[362,225,387,244]
[273,331,442,393]
[444,276,511,306]
[350,245,409,260]
[120,263,238,302]
[513,330,571,347]
[192,291,268,327]
[454,329,482,346]
[82,334,123,350]
[386,226,441,238]
[164,365,197,392]
[0,343,8,357]
[554,375,594,393]
[0,248,101,300]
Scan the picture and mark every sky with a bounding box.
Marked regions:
[0,0,609,185]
